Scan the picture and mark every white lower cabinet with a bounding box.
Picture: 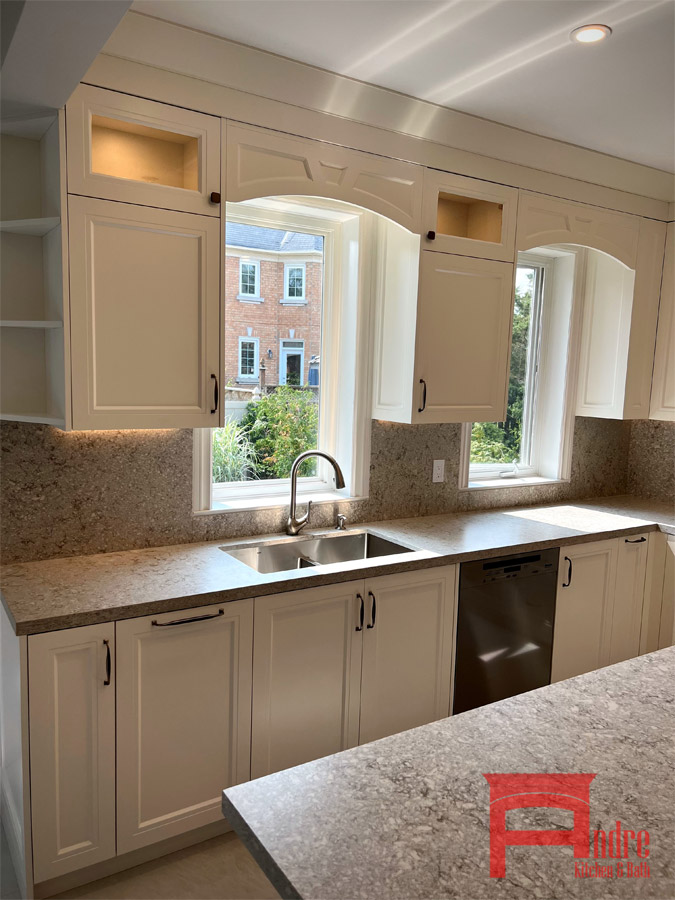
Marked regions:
[116,601,253,854]
[28,623,116,884]
[552,536,649,683]
[359,568,456,745]
[251,566,457,777]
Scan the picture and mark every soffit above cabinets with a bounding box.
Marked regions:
[130,0,674,174]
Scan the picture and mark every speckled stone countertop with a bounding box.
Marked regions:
[1,495,673,635]
[222,648,675,900]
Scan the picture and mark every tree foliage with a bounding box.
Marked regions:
[212,420,258,483]
[470,271,533,464]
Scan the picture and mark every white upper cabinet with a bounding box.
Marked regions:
[66,85,221,216]
[116,601,253,854]
[68,195,222,430]
[226,122,423,233]
[29,623,116,884]
[421,170,517,261]
[413,252,514,423]
[650,221,675,420]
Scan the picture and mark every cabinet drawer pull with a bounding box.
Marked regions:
[211,374,219,414]
[210,191,221,204]
[418,379,427,413]
[355,594,364,631]
[367,591,377,629]
[562,556,572,588]
[625,536,646,543]
[103,639,111,686]
[426,230,436,241]
[152,609,224,627]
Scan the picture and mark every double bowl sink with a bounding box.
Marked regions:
[221,530,415,574]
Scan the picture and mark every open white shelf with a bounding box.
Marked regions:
[0,217,60,236]
[0,320,62,328]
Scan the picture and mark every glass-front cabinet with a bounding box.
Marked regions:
[66,84,221,216]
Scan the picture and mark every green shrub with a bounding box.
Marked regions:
[212,420,258,483]
[240,386,318,479]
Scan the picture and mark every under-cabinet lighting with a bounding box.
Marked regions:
[570,24,612,43]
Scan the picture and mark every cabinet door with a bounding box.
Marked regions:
[69,196,222,429]
[422,170,517,261]
[116,601,253,854]
[609,535,649,664]
[66,84,221,216]
[227,122,423,233]
[650,222,675,421]
[414,252,514,423]
[359,567,457,745]
[251,582,363,778]
[551,540,617,683]
[28,623,115,884]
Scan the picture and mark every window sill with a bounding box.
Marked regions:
[460,476,569,492]
[237,295,264,303]
[196,489,363,515]
[279,298,307,305]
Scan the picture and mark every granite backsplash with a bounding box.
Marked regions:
[1,417,672,564]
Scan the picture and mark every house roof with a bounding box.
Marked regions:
[226,222,323,252]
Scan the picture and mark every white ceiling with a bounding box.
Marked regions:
[130,0,675,173]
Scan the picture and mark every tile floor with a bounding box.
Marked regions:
[49,834,279,900]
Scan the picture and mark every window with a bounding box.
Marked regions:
[284,263,306,302]
[239,260,260,299]
[238,337,259,382]
[194,197,382,513]
[460,248,583,489]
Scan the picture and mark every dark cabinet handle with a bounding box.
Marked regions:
[562,556,572,588]
[152,609,224,627]
[418,379,427,413]
[426,230,436,241]
[210,191,221,204]
[355,594,364,631]
[625,536,646,543]
[103,639,111,686]
[367,591,377,629]
[211,374,219,414]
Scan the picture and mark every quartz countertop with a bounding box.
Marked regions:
[1,495,673,635]
[222,647,675,900]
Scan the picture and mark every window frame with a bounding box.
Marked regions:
[194,198,376,513]
[237,336,259,383]
[283,262,306,303]
[238,258,260,300]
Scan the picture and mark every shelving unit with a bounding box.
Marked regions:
[0,114,70,429]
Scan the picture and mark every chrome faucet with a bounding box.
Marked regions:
[287,451,345,536]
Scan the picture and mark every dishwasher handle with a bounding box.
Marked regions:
[562,556,573,588]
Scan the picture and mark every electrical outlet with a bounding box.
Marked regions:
[432,459,445,483]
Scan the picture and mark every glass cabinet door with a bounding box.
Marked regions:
[67,84,221,216]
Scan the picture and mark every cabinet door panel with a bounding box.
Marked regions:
[251,583,363,778]
[227,123,423,233]
[650,222,675,421]
[414,252,514,422]
[551,541,617,683]
[29,623,115,884]
[67,84,221,216]
[610,535,649,664]
[69,196,221,429]
[116,601,253,854]
[359,567,457,745]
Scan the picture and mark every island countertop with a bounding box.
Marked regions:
[1,495,673,635]
[222,647,675,900]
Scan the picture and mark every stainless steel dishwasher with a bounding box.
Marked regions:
[453,548,559,715]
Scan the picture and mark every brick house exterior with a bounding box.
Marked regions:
[225,223,323,388]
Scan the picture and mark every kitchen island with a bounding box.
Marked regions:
[222,648,675,899]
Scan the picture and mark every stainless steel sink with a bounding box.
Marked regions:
[220,530,414,574]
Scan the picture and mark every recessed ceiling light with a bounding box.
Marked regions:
[570,24,612,43]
